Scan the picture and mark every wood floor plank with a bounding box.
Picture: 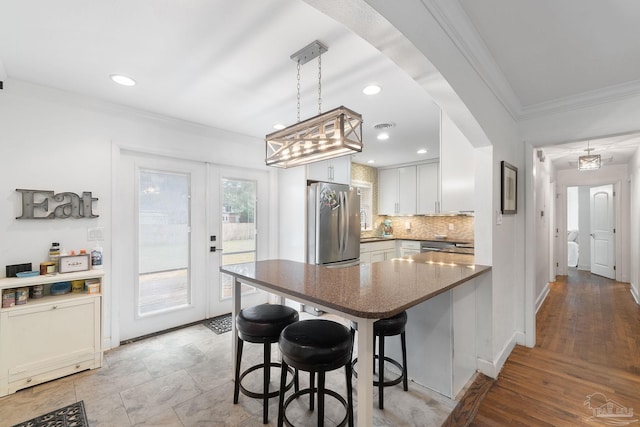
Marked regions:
[463,270,640,426]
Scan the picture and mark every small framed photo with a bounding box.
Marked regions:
[501,161,518,214]
[59,254,90,273]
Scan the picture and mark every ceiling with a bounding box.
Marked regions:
[1,0,639,170]
[0,0,440,168]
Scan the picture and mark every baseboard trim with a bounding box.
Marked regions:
[476,332,517,378]
[535,283,550,313]
[631,284,640,305]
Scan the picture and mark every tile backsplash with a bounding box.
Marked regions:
[362,215,474,243]
[352,162,474,243]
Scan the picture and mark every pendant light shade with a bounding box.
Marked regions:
[265,40,363,168]
[265,106,362,168]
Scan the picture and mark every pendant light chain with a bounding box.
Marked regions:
[296,60,301,123]
[317,54,322,114]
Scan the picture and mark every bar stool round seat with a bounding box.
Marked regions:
[277,319,354,427]
[234,304,299,424]
[352,310,408,410]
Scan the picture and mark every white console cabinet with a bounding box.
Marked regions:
[0,271,103,397]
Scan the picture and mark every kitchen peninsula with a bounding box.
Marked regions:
[221,252,491,427]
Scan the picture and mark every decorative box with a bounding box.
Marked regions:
[59,254,90,273]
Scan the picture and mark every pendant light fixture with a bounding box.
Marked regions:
[578,140,601,171]
[265,40,363,168]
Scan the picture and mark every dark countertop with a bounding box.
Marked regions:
[220,252,490,319]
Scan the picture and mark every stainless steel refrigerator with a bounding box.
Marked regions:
[307,182,360,266]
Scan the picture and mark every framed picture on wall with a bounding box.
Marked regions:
[501,161,517,214]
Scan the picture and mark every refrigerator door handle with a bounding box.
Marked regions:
[338,191,344,254]
[343,191,350,256]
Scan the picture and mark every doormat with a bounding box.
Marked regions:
[203,313,232,334]
[12,400,88,427]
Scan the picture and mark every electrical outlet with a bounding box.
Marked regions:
[87,227,104,241]
[448,223,454,231]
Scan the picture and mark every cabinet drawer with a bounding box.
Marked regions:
[399,240,420,250]
[9,358,97,394]
[360,240,395,253]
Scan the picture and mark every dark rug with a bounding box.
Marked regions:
[13,401,88,427]
[203,313,232,334]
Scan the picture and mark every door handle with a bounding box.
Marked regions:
[210,246,223,253]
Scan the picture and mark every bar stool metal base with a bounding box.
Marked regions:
[279,372,351,427]
[238,360,297,400]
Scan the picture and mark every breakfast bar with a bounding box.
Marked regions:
[221,252,491,427]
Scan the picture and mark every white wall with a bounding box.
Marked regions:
[567,187,579,231]
[629,146,640,303]
[577,187,591,270]
[0,81,271,348]
[532,149,552,311]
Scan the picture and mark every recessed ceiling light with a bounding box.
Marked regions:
[367,160,375,164]
[110,74,136,86]
[417,149,428,154]
[363,85,381,95]
[273,123,286,130]
[377,133,389,141]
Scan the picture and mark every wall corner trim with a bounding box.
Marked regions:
[476,332,518,379]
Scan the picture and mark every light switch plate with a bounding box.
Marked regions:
[87,227,105,241]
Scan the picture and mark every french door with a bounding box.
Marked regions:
[117,152,268,341]
[118,152,208,340]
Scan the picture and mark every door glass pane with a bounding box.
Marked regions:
[221,178,257,299]
[138,169,190,315]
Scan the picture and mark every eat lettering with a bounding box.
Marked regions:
[16,189,99,219]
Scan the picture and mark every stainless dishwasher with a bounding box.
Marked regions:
[420,241,456,253]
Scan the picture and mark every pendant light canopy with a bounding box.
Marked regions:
[265,41,363,168]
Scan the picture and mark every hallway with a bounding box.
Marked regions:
[470,270,640,425]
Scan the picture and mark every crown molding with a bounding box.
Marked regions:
[3,78,261,144]
[422,1,640,125]
[420,0,523,120]
[518,79,640,120]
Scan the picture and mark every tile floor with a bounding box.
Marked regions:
[0,313,456,426]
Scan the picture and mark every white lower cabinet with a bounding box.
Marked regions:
[386,276,478,398]
[360,240,396,263]
[398,240,421,257]
[0,272,103,397]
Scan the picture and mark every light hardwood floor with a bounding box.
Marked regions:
[469,270,640,426]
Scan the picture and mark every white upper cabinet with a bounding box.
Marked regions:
[307,156,351,185]
[417,162,439,214]
[440,111,474,212]
[378,166,417,215]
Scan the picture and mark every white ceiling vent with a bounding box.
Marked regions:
[373,122,395,130]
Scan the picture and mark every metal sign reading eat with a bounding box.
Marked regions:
[16,189,99,219]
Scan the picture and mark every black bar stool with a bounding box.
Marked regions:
[352,311,408,409]
[277,319,354,427]
[234,304,299,424]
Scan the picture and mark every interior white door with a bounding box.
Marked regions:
[590,184,615,279]
[118,151,208,340]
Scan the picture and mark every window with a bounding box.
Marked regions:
[220,178,257,299]
[352,180,373,231]
[138,169,190,315]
